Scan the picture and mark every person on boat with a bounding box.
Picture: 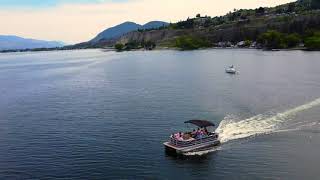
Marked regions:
[200,129,205,137]
[191,129,196,138]
[174,133,179,139]
[180,133,185,141]
[183,133,191,140]
[204,127,209,135]
[194,128,202,139]
[194,128,199,138]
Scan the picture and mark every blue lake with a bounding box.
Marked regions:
[0,49,320,179]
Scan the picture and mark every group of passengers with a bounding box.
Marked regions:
[171,128,209,141]
[191,128,209,139]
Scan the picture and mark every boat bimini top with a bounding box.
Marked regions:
[184,120,215,128]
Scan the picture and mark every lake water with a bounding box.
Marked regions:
[0,49,320,179]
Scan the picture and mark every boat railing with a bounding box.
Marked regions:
[170,134,218,147]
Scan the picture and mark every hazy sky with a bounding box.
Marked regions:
[0,0,295,44]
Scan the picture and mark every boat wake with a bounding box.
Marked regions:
[182,98,320,156]
[183,147,221,156]
[216,98,320,143]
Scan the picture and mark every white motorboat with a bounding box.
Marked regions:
[225,65,237,74]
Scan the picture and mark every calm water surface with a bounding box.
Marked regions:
[0,49,320,179]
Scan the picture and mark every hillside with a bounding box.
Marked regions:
[89,21,168,43]
[113,0,320,50]
[0,35,64,50]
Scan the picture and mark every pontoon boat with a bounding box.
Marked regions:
[163,120,220,155]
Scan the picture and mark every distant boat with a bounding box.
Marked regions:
[225,65,237,74]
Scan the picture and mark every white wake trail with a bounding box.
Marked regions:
[216,98,320,143]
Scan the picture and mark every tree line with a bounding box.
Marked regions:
[114,41,156,51]
[257,30,320,50]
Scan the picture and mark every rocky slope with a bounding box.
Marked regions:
[89,21,168,43]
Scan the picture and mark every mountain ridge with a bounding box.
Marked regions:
[0,35,64,50]
[90,21,169,43]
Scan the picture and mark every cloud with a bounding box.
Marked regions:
[0,0,295,44]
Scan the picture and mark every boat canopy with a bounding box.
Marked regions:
[184,120,215,127]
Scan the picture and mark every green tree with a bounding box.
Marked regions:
[287,3,296,12]
[125,41,141,50]
[284,33,301,48]
[176,18,195,29]
[311,0,320,9]
[143,41,156,50]
[244,40,252,47]
[114,43,124,51]
[276,7,284,14]
[257,30,286,49]
[175,36,210,50]
[255,7,265,15]
[304,32,320,50]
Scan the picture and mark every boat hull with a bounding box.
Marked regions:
[225,69,236,74]
[164,139,221,155]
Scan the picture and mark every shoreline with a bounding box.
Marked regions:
[0,46,316,54]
